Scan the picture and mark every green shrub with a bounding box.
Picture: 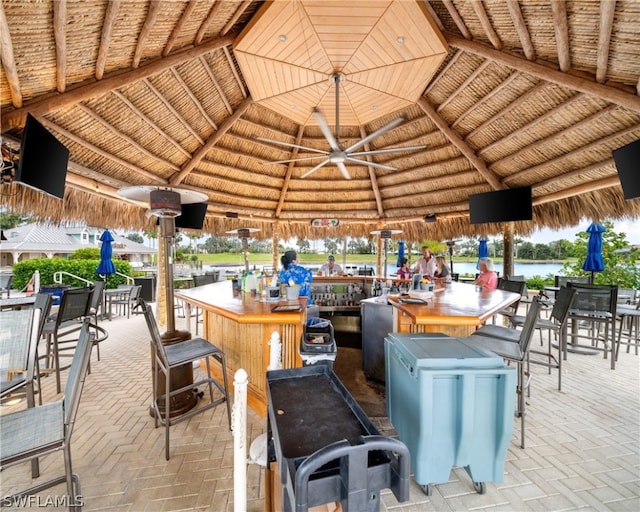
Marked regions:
[69,247,101,260]
[12,258,133,289]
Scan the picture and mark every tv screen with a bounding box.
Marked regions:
[174,202,208,230]
[16,113,69,199]
[469,186,533,225]
[612,139,640,200]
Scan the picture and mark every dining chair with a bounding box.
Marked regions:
[566,282,618,369]
[474,287,576,391]
[41,287,93,393]
[492,278,527,324]
[31,292,53,405]
[465,297,542,449]
[508,275,533,313]
[615,299,639,358]
[0,274,13,298]
[87,281,106,359]
[139,298,231,460]
[0,318,93,512]
[111,284,141,318]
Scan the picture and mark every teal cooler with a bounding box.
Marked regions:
[384,333,516,495]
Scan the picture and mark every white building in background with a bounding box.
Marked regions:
[0,223,155,269]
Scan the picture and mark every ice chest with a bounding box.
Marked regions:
[384,333,516,495]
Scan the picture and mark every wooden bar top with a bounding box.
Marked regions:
[388,281,520,335]
[174,280,307,324]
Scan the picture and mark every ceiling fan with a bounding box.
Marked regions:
[257,73,427,179]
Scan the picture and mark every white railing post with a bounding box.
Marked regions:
[233,368,248,512]
[268,331,282,370]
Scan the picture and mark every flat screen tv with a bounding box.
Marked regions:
[174,202,208,229]
[469,186,533,225]
[16,113,69,199]
[612,139,640,200]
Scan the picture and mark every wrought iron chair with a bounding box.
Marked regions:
[0,319,93,512]
[41,287,93,393]
[139,298,231,460]
[465,297,542,448]
[566,282,618,369]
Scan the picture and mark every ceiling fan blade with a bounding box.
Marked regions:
[256,136,328,155]
[344,116,406,154]
[345,156,397,171]
[337,162,351,180]
[349,145,427,157]
[262,155,329,165]
[313,108,341,151]
[300,158,330,179]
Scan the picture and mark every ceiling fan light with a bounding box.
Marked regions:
[278,34,287,42]
[396,36,405,45]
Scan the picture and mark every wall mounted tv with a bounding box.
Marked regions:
[469,186,533,225]
[16,113,69,199]
[156,202,208,230]
[612,139,640,200]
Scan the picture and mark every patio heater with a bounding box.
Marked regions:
[118,185,208,417]
[370,229,403,278]
[226,227,260,274]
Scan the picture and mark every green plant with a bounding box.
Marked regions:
[69,247,101,260]
[12,258,133,289]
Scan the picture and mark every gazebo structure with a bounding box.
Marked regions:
[1,1,639,246]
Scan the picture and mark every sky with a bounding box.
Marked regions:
[527,218,640,245]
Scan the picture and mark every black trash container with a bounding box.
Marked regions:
[134,276,156,302]
[300,317,336,369]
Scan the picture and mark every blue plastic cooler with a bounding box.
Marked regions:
[385,333,516,495]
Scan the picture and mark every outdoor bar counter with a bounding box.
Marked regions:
[175,281,307,417]
[389,281,520,336]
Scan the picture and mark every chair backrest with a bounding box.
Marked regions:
[89,280,106,311]
[555,275,590,287]
[497,278,527,312]
[63,319,94,436]
[139,299,167,364]
[0,274,12,290]
[507,275,529,297]
[549,286,577,326]
[0,308,40,386]
[516,297,542,355]
[32,292,53,336]
[56,287,93,325]
[567,282,618,317]
[193,274,216,287]
[129,285,142,301]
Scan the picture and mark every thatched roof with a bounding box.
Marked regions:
[1,0,639,242]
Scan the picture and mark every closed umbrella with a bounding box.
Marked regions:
[396,240,405,267]
[582,222,605,284]
[476,237,489,269]
[97,230,116,276]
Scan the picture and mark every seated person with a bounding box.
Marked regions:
[279,250,313,299]
[433,255,451,282]
[474,257,498,290]
[318,255,343,276]
[397,257,412,280]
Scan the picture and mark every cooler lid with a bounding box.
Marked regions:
[385,332,505,369]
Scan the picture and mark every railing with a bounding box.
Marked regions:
[113,271,134,285]
[53,271,93,287]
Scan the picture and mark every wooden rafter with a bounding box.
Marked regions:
[53,0,67,93]
[506,0,534,61]
[471,0,502,49]
[596,0,617,84]
[359,126,384,218]
[0,1,21,108]
[133,0,162,69]
[551,0,571,72]
[275,125,305,218]
[95,0,120,81]
[164,0,198,57]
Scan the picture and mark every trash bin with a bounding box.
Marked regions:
[385,333,517,496]
[134,276,155,302]
[300,317,336,369]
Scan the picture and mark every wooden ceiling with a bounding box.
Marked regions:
[1,0,639,242]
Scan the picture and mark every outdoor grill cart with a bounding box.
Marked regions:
[385,333,517,496]
[266,365,410,512]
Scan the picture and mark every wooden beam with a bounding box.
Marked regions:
[360,126,384,217]
[169,96,253,185]
[442,0,471,39]
[169,68,218,130]
[195,1,222,45]
[437,60,491,113]
[200,55,232,114]
[133,1,162,69]
[551,0,570,72]
[417,97,504,191]
[0,1,22,107]
[164,0,198,57]
[471,0,502,49]
[446,33,640,113]
[596,0,616,83]
[535,159,615,190]
[53,0,67,93]
[506,0,534,60]
[1,33,235,131]
[533,176,621,204]
[95,0,120,80]
[221,0,252,36]
[275,125,305,218]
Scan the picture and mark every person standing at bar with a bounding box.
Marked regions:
[279,250,313,299]
[318,255,343,276]
[413,246,436,277]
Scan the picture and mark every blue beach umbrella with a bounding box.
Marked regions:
[97,229,116,276]
[582,222,605,283]
[396,240,405,267]
[476,237,489,269]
